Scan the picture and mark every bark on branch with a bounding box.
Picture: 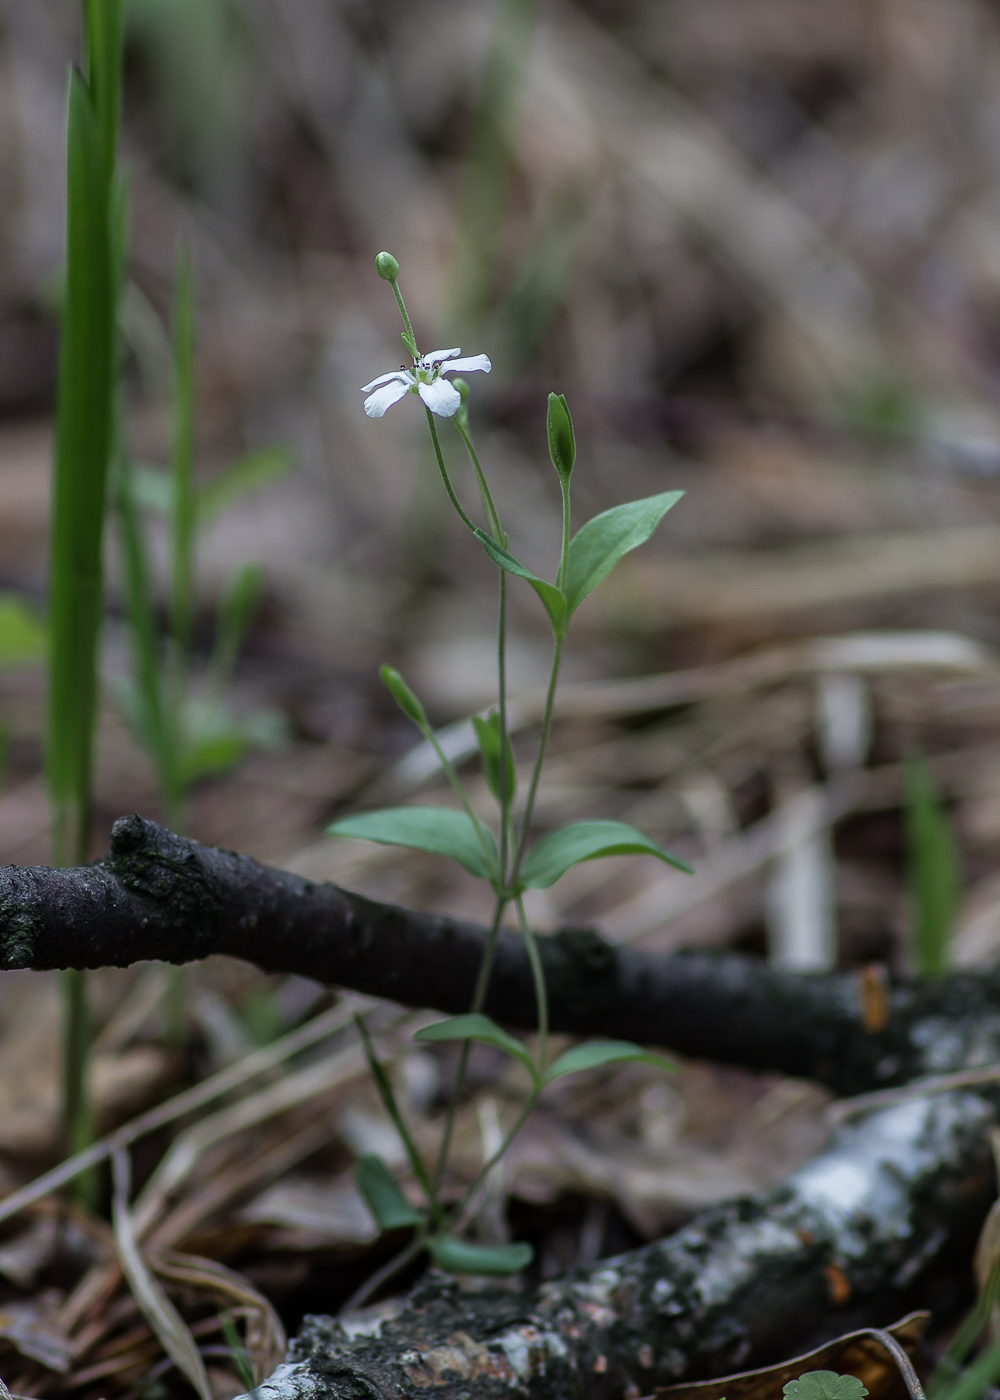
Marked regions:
[1,814,997,1096]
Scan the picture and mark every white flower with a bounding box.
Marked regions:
[361,347,491,419]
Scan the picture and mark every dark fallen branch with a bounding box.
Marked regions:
[2,815,999,1095]
[250,1089,996,1400]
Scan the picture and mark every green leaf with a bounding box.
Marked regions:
[211,563,262,685]
[198,446,292,523]
[381,665,429,729]
[414,1014,536,1080]
[355,1014,435,1200]
[328,806,499,881]
[427,1237,533,1276]
[545,1040,678,1084]
[547,392,575,482]
[783,1374,868,1400]
[905,755,959,978]
[564,491,683,617]
[473,712,515,805]
[47,68,118,843]
[354,1153,422,1232]
[518,820,693,890]
[474,530,565,632]
[0,595,46,668]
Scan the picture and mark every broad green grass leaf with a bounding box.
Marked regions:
[414,1014,536,1079]
[473,712,515,804]
[328,807,499,881]
[428,1237,533,1276]
[564,491,683,616]
[169,249,196,654]
[198,446,292,523]
[0,595,45,667]
[905,755,959,978]
[784,1374,868,1400]
[47,46,123,865]
[545,1040,677,1084]
[354,1153,422,1232]
[518,819,693,890]
[474,529,565,631]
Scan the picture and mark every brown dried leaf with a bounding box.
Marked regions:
[655,1312,929,1400]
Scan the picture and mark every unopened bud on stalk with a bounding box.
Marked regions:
[375,251,400,281]
[547,392,576,482]
[380,664,428,728]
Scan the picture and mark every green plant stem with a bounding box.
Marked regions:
[512,634,564,882]
[516,894,548,1072]
[497,570,510,880]
[340,1235,425,1315]
[420,726,497,883]
[429,893,509,1206]
[389,278,417,354]
[356,1016,435,1204]
[557,477,571,591]
[446,1085,540,1233]
[425,409,478,535]
[454,417,501,541]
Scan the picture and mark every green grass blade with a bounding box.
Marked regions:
[46,67,117,863]
[85,0,124,180]
[169,247,197,656]
[114,452,176,804]
[905,755,960,978]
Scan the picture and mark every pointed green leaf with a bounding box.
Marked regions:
[414,1014,536,1080]
[547,392,575,482]
[428,1236,533,1276]
[473,712,516,805]
[564,491,683,616]
[381,665,429,729]
[518,820,692,890]
[198,446,292,523]
[784,1375,868,1400]
[328,806,499,881]
[355,1153,423,1232]
[545,1039,678,1084]
[474,530,565,631]
[0,595,46,668]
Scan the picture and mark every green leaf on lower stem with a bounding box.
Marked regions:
[564,491,683,617]
[414,1013,537,1081]
[328,807,499,881]
[544,1040,678,1083]
[473,712,516,805]
[473,529,565,632]
[355,1153,423,1232]
[428,1236,533,1276]
[517,819,693,890]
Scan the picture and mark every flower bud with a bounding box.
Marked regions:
[380,664,427,728]
[375,251,401,282]
[547,392,576,482]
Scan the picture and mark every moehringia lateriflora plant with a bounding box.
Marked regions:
[329,249,691,1296]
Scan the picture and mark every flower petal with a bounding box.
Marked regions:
[421,347,462,367]
[361,369,411,393]
[443,354,491,375]
[364,379,412,418]
[418,377,462,417]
